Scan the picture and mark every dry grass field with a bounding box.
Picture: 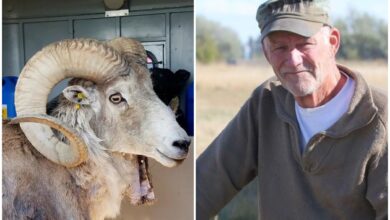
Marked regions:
[196,60,388,157]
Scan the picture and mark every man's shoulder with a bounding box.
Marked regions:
[252,76,286,98]
[370,86,387,106]
[370,86,387,126]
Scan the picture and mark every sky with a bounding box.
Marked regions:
[196,0,388,43]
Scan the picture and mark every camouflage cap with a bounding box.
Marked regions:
[256,0,330,41]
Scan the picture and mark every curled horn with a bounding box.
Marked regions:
[107,38,148,66]
[107,38,151,85]
[13,39,131,167]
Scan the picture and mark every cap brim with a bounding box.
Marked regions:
[261,18,324,41]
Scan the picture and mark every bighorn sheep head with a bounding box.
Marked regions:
[12,38,191,169]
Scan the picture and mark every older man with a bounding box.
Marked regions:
[196,0,387,219]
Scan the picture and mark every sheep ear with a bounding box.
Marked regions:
[169,96,179,113]
[63,85,93,105]
[174,69,190,82]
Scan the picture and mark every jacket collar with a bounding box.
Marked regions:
[273,64,378,138]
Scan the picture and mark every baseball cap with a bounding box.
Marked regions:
[256,0,330,41]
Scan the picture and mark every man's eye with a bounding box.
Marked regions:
[109,93,125,104]
[272,46,287,52]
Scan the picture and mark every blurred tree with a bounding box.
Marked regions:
[335,11,387,60]
[196,34,219,64]
[247,36,263,59]
[197,16,243,63]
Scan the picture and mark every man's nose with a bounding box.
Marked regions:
[286,48,303,66]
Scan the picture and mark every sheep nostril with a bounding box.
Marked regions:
[172,140,190,153]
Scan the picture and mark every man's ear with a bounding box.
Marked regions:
[63,85,94,106]
[329,27,341,55]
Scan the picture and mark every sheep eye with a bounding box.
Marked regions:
[109,93,124,104]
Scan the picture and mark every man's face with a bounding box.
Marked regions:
[263,27,339,97]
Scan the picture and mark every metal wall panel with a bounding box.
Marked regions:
[24,20,72,62]
[74,18,118,40]
[170,12,193,74]
[24,20,72,100]
[170,11,193,118]
[4,7,193,106]
[3,23,22,76]
[121,14,166,39]
[3,0,192,19]
[4,0,104,19]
